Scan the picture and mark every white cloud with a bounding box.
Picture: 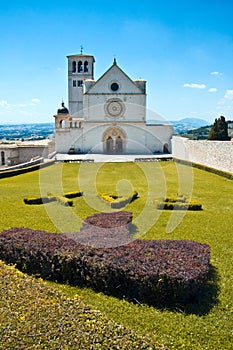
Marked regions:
[183,83,206,89]
[0,100,10,108]
[18,103,27,108]
[31,98,40,103]
[224,90,233,100]
[208,88,217,92]
[211,71,222,76]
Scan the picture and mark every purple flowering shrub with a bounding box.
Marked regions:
[0,216,210,307]
[84,211,133,228]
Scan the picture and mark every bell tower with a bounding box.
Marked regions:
[67,50,95,117]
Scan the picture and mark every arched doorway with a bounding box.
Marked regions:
[116,136,123,153]
[102,127,126,154]
[163,143,169,153]
[106,136,113,153]
[1,151,5,165]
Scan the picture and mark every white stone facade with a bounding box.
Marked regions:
[54,53,173,155]
[172,136,233,174]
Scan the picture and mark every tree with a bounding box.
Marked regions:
[208,116,230,140]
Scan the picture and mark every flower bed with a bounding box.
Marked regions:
[84,211,133,228]
[0,223,210,307]
[68,211,133,247]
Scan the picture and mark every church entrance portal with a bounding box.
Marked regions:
[102,127,126,154]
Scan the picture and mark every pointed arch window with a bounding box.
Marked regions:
[78,61,83,72]
[84,61,88,73]
[72,61,76,73]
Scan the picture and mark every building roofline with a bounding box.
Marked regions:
[85,61,144,94]
[67,54,95,62]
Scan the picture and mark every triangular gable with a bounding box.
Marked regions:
[85,62,143,94]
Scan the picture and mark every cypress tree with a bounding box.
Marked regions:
[208,116,230,140]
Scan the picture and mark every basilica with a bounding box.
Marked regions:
[54,52,173,155]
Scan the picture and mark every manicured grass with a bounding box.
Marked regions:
[0,260,159,349]
[0,161,232,349]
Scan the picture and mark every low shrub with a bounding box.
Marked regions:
[0,226,210,307]
[47,191,73,207]
[98,193,116,203]
[24,197,55,205]
[24,190,82,206]
[99,191,139,208]
[63,190,83,199]
[56,195,73,207]
[157,196,202,211]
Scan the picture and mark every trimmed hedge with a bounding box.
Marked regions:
[63,190,83,199]
[47,191,73,207]
[74,211,134,247]
[24,190,82,206]
[23,197,55,205]
[157,196,202,211]
[84,211,133,228]
[0,225,211,307]
[99,191,139,208]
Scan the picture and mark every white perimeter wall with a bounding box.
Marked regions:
[172,136,233,174]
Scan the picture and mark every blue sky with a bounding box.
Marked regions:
[0,0,232,124]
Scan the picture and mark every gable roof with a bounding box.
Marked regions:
[85,60,144,94]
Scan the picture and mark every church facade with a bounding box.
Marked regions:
[54,53,173,155]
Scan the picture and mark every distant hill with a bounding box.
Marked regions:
[182,120,233,140]
[147,117,209,134]
[177,118,209,128]
[0,123,54,141]
[0,119,232,142]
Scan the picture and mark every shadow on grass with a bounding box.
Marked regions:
[126,264,220,316]
[179,264,220,316]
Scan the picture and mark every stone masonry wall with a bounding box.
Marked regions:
[172,136,233,174]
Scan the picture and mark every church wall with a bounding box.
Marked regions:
[83,95,146,122]
[55,128,83,153]
[145,124,173,152]
[54,122,173,155]
[18,146,49,163]
[54,52,174,155]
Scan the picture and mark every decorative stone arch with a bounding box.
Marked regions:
[102,126,127,154]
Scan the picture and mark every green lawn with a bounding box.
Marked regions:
[0,161,232,349]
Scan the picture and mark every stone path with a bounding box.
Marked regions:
[55,153,172,163]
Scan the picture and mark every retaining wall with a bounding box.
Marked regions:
[172,136,233,174]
